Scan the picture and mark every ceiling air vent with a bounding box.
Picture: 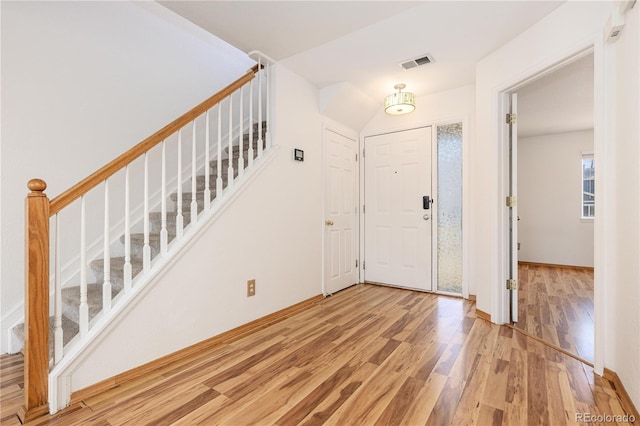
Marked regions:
[400,53,434,70]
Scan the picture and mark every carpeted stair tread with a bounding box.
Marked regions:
[169,190,219,212]
[122,231,175,258]
[209,156,249,170]
[225,137,265,153]
[61,283,122,324]
[148,211,192,233]
[11,315,79,356]
[194,172,242,191]
[90,256,144,290]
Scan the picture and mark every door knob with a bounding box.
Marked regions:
[325,220,334,226]
[423,214,430,221]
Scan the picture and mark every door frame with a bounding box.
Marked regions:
[496,40,609,375]
[321,123,360,296]
[359,118,470,298]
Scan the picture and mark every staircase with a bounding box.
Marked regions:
[12,123,267,356]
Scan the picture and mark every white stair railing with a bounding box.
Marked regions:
[21,56,274,417]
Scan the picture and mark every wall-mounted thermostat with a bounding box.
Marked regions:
[294,149,304,161]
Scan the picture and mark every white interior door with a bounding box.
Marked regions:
[323,130,358,295]
[509,93,519,322]
[364,127,432,291]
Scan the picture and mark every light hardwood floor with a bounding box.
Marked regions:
[515,263,594,363]
[1,284,632,425]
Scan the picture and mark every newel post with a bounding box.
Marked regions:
[18,179,50,423]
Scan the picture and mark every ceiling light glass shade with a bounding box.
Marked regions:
[384,85,416,115]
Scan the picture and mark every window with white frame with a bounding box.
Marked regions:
[582,155,595,218]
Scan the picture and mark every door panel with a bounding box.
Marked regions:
[364,127,432,291]
[324,130,358,294]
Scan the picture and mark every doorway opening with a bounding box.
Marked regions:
[508,53,595,363]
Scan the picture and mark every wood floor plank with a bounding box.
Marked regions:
[373,376,423,426]
[296,362,378,426]
[401,372,448,425]
[322,364,406,425]
[527,351,550,425]
[482,358,510,411]
[477,404,504,426]
[275,362,367,425]
[450,353,491,425]
[425,376,465,426]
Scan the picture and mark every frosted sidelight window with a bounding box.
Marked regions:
[436,123,463,294]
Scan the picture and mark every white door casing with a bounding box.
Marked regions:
[509,93,519,322]
[364,127,433,291]
[323,130,358,295]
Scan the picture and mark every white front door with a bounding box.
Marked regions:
[364,127,432,291]
[323,130,358,295]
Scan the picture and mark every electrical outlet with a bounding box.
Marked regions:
[247,279,256,297]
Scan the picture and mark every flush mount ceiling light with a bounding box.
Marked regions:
[384,84,415,115]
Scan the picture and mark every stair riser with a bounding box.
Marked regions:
[91,260,144,292]
[128,237,162,259]
[148,212,191,234]
[61,284,122,324]
[170,190,219,209]
[195,172,242,191]
[226,146,263,160]
[225,139,264,153]
[209,154,250,170]
[223,126,267,153]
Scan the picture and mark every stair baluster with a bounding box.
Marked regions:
[265,66,272,150]
[160,141,168,255]
[176,130,184,239]
[216,104,223,198]
[103,180,112,313]
[248,80,254,168]
[227,94,234,188]
[258,58,264,159]
[238,86,245,178]
[79,196,89,336]
[124,166,132,291]
[190,120,198,224]
[204,111,211,211]
[53,214,63,364]
[143,153,151,272]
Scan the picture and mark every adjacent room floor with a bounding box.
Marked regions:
[1,284,625,425]
[515,263,594,363]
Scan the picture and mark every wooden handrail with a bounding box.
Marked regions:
[49,69,256,215]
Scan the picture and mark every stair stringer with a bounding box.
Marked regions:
[48,145,280,413]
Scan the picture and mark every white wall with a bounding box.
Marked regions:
[518,130,594,267]
[361,85,475,296]
[474,0,612,318]
[0,1,254,352]
[475,0,639,411]
[59,63,324,395]
[609,2,640,410]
